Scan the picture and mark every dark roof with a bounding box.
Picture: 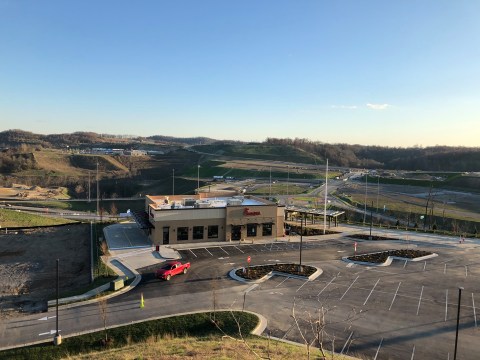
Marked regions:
[131,210,154,229]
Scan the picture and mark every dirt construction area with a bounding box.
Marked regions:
[0,224,91,317]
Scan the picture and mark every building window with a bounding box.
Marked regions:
[193,226,204,240]
[208,225,219,239]
[262,223,272,236]
[247,223,256,237]
[177,227,188,241]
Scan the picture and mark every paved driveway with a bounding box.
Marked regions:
[104,222,151,250]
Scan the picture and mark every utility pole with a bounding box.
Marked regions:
[369,201,373,240]
[96,160,99,217]
[363,172,368,224]
[269,167,272,199]
[287,165,289,199]
[197,164,200,194]
[54,259,61,345]
[172,168,175,196]
[376,175,380,213]
[299,213,304,272]
[88,171,91,203]
[323,159,328,235]
[454,287,464,360]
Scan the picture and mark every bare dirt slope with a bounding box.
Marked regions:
[0,224,91,316]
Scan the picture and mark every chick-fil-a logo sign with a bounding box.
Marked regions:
[243,208,261,216]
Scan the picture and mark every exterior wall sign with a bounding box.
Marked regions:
[243,208,261,216]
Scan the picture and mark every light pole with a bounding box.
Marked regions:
[299,213,304,272]
[197,164,200,194]
[287,165,290,199]
[54,259,61,345]
[363,172,368,224]
[172,168,175,196]
[454,287,464,360]
[323,159,328,235]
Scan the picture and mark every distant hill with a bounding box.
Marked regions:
[0,130,216,148]
[1,130,479,172]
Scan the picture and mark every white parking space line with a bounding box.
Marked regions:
[423,261,427,272]
[416,286,424,316]
[374,337,384,360]
[445,290,448,322]
[247,245,259,252]
[403,260,408,268]
[318,276,336,296]
[389,282,402,311]
[245,284,258,293]
[444,263,447,274]
[411,344,416,360]
[282,324,295,339]
[189,249,197,258]
[340,331,354,354]
[363,279,380,306]
[340,276,359,300]
[234,245,244,254]
[220,247,229,255]
[275,277,290,288]
[204,248,213,256]
[472,293,477,328]
[296,279,310,293]
[465,265,468,277]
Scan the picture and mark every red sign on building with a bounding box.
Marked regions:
[243,208,261,216]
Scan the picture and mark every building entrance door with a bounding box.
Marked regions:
[162,227,170,244]
[231,226,242,241]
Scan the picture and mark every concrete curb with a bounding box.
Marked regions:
[342,252,438,267]
[0,309,267,352]
[47,258,141,310]
[229,264,323,284]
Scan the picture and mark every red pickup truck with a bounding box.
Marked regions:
[156,261,190,281]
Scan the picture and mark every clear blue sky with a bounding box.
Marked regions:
[1,1,479,147]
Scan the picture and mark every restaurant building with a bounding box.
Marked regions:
[142,192,285,245]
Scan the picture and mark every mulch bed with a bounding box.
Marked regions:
[348,249,432,264]
[347,234,400,241]
[235,263,316,280]
[287,226,340,236]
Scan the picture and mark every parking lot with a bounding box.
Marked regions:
[173,237,480,359]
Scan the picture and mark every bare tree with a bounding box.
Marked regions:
[100,240,110,277]
[98,298,109,344]
[291,296,362,359]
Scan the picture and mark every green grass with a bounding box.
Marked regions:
[249,184,308,195]
[191,143,322,163]
[0,312,259,360]
[0,208,77,227]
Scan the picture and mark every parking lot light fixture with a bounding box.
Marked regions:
[454,286,464,360]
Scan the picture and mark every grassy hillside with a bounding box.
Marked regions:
[192,143,321,164]
[0,208,76,227]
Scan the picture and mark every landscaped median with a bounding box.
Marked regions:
[0,311,261,360]
[229,263,323,283]
[343,249,438,266]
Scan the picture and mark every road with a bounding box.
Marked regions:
[2,228,480,359]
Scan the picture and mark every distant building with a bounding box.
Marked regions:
[139,193,285,245]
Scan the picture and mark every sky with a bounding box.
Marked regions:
[1,1,479,147]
